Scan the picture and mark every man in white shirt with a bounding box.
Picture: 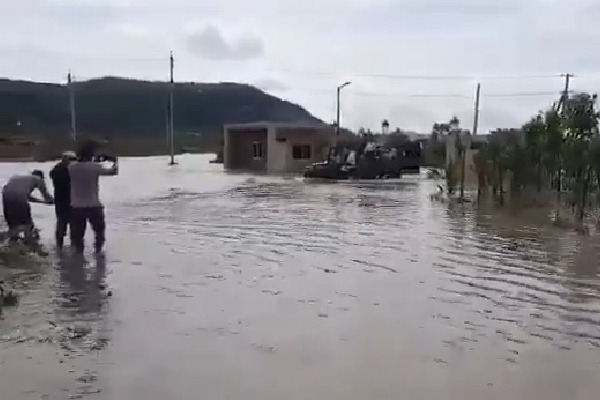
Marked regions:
[2,170,54,243]
[68,141,118,254]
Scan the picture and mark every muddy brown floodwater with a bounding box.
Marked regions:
[1,154,600,399]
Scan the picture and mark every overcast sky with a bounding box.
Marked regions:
[3,0,600,133]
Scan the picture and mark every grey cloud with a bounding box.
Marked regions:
[187,26,265,60]
[254,78,289,92]
[387,103,440,131]
[478,100,542,131]
[0,44,68,82]
[394,0,522,15]
[40,2,123,27]
[3,0,600,132]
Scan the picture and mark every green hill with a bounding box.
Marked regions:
[0,77,321,155]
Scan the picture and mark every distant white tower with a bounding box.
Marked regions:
[382,119,389,134]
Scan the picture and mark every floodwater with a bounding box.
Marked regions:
[1,154,600,400]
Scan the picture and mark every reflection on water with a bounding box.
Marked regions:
[1,154,600,398]
[1,251,110,353]
[55,254,108,321]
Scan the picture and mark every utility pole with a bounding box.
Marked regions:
[68,71,77,142]
[460,82,481,198]
[168,51,176,165]
[472,82,481,135]
[460,82,480,198]
[335,81,351,135]
[459,128,466,199]
[336,88,340,135]
[165,99,170,148]
[558,73,573,113]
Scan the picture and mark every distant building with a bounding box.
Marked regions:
[406,132,431,142]
[488,128,525,146]
[445,130,465,170]
[0,137,41,162]
[444,128,527,191]
[223,122,335,173]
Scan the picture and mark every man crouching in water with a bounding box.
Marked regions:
[69,141,118,254]
[2,170,54,244]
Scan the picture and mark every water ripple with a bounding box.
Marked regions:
[2,156,600,396]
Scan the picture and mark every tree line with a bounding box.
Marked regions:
[441,92,600,222]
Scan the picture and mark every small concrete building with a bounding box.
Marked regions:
[223,122,335,173]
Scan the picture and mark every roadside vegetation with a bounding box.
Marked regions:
[477,93,600,222]
[428,91,600,230]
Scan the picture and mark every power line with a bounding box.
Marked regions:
[350,92,470,98]
[48,74,572,100]
[71,55,166,62]
[294,89,570,98]
[354,73,473,81]
[477,74,563,80]
[269,68,565,81]
[269,69,472,80]
[483,91,566,98]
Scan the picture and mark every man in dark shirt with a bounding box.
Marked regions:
[50,151,76,249]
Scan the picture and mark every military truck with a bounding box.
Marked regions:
[303,140,422,180]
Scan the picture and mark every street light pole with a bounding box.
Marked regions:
[168,51,176,165]
[335,81,351,135]
[68,71,77,142]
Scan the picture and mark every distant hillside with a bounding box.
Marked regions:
[0,77,321,141]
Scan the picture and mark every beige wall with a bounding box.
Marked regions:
[464,148,479,189]
[224,124,334,174]
[224,127,268,171]
[266,126,287,173]
[448,148,479,190]
[267,127,333,173]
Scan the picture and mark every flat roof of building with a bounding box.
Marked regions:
[224,121,331,131]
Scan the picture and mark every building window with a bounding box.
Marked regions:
[252,142,263,159]
[292,144,311,160]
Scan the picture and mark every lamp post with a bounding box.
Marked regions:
[336,81,351,135]
[68,71,77,142]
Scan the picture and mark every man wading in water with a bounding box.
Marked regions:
[2,170,54,244]
[50,151,77,249]
[68,141,118,254]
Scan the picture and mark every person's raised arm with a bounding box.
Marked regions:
[97,157,119,176]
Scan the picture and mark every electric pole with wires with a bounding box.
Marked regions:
[68,71,77,142]
[558,73,573,113]
[168,51,176,165]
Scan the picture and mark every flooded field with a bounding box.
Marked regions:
[1,154,600,399]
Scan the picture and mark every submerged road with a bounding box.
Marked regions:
[1,154,599,399]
